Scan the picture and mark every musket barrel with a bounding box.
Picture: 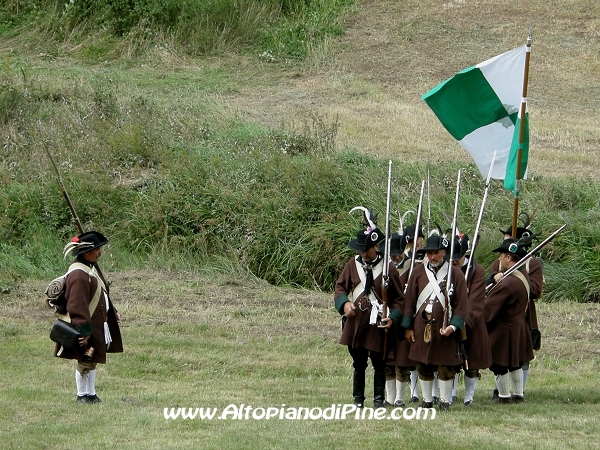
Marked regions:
[444,169,461,329]
[43,143,110,293]
[486,224,566,294]
[465,153,495,281]
[407,180,426,284]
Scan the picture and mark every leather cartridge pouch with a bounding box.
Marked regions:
[422,311,433,344]
[50,318,81,349]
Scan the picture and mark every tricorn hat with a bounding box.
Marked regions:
[378,233,403,256]
[349,227,385,252]
[348,206,385,253]
[450,233,471,261]
[63,231,109,258]
[499,213,535,248]
[421,234,450,253]
[401,224,425,251]
[492,238,527,258]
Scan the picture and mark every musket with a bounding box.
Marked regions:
[486,223,567,295]
[427,157,431,237]
[464,152,496,282]
[43,142,110,293]
[405,180,426,290]
[380,161,393,356]
[443,169,461,330]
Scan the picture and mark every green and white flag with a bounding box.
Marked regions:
[422,46,529,190]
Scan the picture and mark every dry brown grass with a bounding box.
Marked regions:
[9,269,600,364]
[222,0,600,179]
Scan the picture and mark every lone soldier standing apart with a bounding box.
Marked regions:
[56,231,123,403]
[485,238,534,403]
[334,209,403,408]
[402,233,468,411]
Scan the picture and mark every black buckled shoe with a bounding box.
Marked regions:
[420,401,433,408]
[494,396,513,404]
[439,401,451,411]
[394,400,405,407]
[511,395,524,404]
[409,396,420,403]
[86,394,102,403]
[76,395,89,404]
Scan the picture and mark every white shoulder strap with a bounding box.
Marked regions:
[511,269,531,311]
[59,263,103,321]
[415,263,448,315]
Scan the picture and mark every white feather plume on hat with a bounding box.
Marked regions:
[63,239,95,259]
[349,206,377,232]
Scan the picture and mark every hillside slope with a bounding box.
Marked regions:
[225,0,600,180]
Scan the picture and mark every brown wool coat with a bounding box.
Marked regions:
[484,268,534,368]
[54,267,123,363]
[462,261,492,371]
[386,263,416,367]
[335,257,403,353]
[402,262,468,367]
[490,256,544,330]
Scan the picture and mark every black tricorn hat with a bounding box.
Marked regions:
[499,212,535,248]
[448,234,471,261]
[401,224,425,250]
[492,238,527,258]
[499,225,533,240]
[418,234,451,262]
[377,233,403,256]
[349,227,385,253]
[64,231,109,257]
[421,234,450,252]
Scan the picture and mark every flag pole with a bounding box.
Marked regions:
[511,30,532,237]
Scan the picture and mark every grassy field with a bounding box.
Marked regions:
[1,270,600,449]
[1,0,600,448]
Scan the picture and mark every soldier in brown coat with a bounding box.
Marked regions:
[451,234,491,405]
[491,220,544,393]
[485,238,534,404]
[56,231,123,403]
[402,234,468,410]
[382,224,424,406]
[334,214,403,408]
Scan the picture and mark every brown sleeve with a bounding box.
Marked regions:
[64,270,96,335]
[527,257,544,299]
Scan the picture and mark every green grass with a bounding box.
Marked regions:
[1,271,600,449]
[0,1,600,445]
[1,1,599,301]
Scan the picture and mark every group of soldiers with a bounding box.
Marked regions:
[334,211,542,411]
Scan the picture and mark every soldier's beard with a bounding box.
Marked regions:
[429,260,441,268]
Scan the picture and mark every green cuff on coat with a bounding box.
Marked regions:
[335,294,349,315]
[389,309,401,326]
[400,315,414,329]
[76,322,93,337]
[449,314,464,331]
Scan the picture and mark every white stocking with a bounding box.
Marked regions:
[464,375,477,403]
[75,370,88,396]
[420,379,433,403]
[87,369,97,396]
